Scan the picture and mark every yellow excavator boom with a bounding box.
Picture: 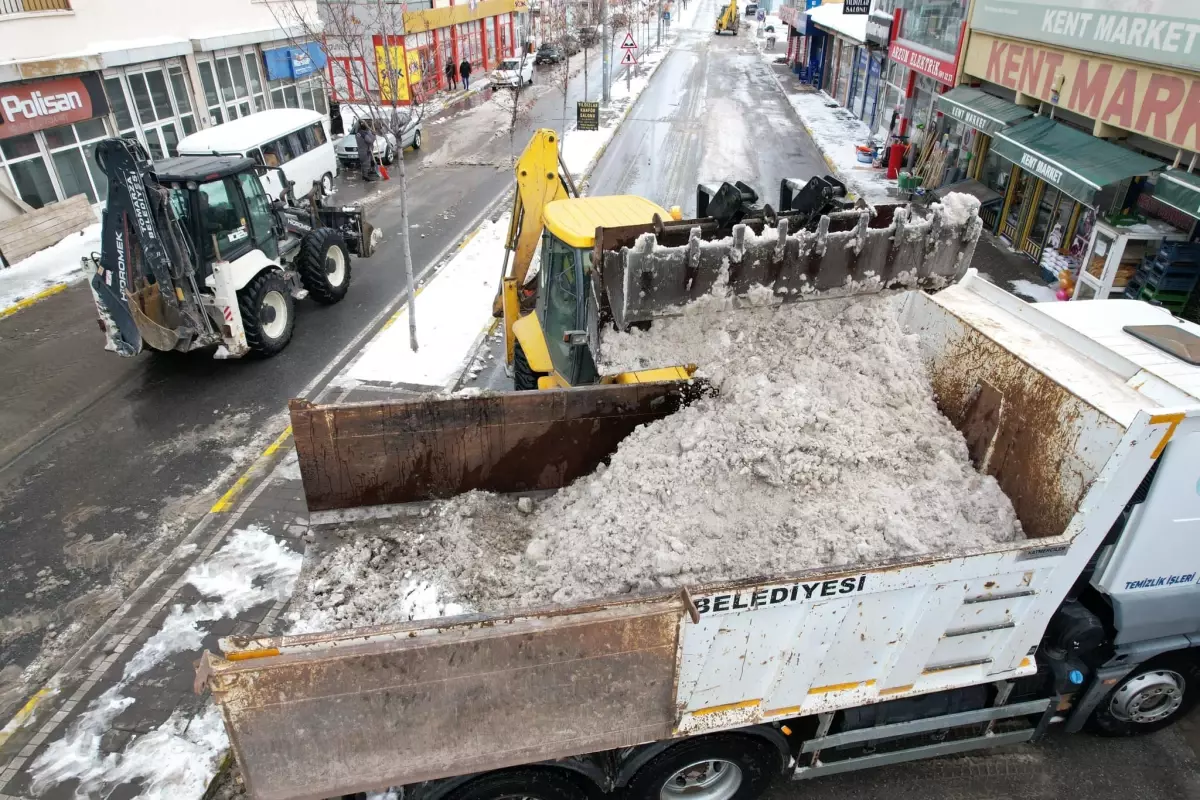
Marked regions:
[716,0,738,33]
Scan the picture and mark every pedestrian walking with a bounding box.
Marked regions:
[356,121,377,181]
[445,61,458,89]
[459,58,472,91]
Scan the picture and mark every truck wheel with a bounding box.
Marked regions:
[444,769,588,800]
[238,270,295,357]
[1089,653,1200,736]
[624,735,782,800]
[299,229,352,304]
[513,341,545,390]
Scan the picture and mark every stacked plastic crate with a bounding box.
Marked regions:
[1124,242,1200,314]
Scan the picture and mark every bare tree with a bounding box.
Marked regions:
[270,0,429,351]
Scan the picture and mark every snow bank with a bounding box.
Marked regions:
[1009,279,1059,303]
[780,89,896,205]
[343,214,508,389]
[32,527,301,799]
[293,291,1023,627]
[0,222,100,314]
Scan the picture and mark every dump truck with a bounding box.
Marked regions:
[200,197,1200,800]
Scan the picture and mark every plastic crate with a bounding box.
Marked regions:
[1156,241,1200,264]
[1136,258,1200,293]
[1136,285,1190,312]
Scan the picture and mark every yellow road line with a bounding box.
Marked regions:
[210,425,293,513]
[0,283,68,320]
[0,686,55,748]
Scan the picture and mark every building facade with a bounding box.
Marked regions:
[946,0,1199,273]
[0,0,325,221]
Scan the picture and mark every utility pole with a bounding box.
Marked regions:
[656,0,662,47]
[601,0,611,102]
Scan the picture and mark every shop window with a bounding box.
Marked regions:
[44,119,109,204]
[107,64,195,158]
[1,134,55,209]
[897,0,964,57]
[201,50,267,122]
[104,76,135,130]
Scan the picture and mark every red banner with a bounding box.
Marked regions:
[0,74,107,140]
[888,40,956,85]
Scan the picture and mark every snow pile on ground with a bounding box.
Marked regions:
[1009,279,1060,303]
[0,222,100,314]
[31,527,302,799]
[342,214,508,389]
[291,291,1023,627]
[781,89,896,205]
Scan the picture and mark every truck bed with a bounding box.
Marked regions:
[204,274,1186,800]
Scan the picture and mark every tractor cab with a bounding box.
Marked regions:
[154,155,282,271]
[510,195,676,388]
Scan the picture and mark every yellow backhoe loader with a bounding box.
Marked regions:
[715,0,740,34]
[496,129,983,391]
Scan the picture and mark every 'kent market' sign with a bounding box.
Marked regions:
[972,0,1200,73]
[889,40,957,84]
[965,32,1200,151]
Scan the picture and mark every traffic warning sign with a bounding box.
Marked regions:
[620,32,638,49]
[620,49,638,65]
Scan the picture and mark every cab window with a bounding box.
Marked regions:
[540,235,581,375]
[197,178,251,262]
[237,171,277,259]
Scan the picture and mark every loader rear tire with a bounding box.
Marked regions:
[513,341,544,390]
[624,735,781,800]
[445,769,589,800]
[299,228,352,304]
[238,270,295,357]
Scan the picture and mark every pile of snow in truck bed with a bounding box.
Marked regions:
[288,293,1024,631]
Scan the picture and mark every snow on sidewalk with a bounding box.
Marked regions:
[1,222,100,315]
[341,214,509,389]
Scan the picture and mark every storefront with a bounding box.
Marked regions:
[959,15,1200,278]
[988,116,1163,274]
[0,73,113,209]
[934,86,1033,231]
[806,3,868,109]
[885,1,965,144]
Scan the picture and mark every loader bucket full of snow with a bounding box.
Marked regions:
[599,194,983,330]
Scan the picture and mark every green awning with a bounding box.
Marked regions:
[1155,169,1200,219]
[936,87,1033,137]
[991,116,1166,206]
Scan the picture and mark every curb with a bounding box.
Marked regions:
[0,281,69,321]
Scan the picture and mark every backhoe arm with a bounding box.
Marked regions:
[492,128,574,318]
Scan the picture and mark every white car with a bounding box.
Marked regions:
[335,108,422,167]
[493,57,534,88]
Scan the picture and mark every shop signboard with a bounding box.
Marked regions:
[971,0,1200,73]
[0,73,108,140]
[577,101,599,131]
[263,43,328,81]
[373,36,424,103]
[965,32,1200,151]
[888,40,956,84]
[843,0,869,15]
[779,5,804,28]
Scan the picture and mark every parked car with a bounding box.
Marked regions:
[334,108,422,168]
[493,57,534,87]
[176,108,336,201]
[745,2,759,15]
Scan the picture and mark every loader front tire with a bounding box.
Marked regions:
[513,341,544,390]
[238,270,295,357]
[624,735,781,800]
[299,228,352,304]
[445,769,588,800]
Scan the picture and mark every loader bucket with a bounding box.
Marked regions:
[127,283,182,352]
[598,196,982,330]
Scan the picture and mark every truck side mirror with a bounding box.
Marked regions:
[562,330,588,347]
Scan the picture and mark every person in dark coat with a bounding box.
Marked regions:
[459,58,472,91]
[355,121,377,181]
[445,61,458,89]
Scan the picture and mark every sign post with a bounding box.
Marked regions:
[620,31,638,92]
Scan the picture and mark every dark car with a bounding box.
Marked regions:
[535,43,565,64]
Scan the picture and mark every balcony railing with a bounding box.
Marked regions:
[1,0,71,15]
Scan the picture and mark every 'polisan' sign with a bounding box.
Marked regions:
[0,74,108,140]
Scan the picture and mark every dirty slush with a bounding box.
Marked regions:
[288,293,1024,633]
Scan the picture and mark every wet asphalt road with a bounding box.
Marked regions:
[0,48,634,717]
[588,5,827,215]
